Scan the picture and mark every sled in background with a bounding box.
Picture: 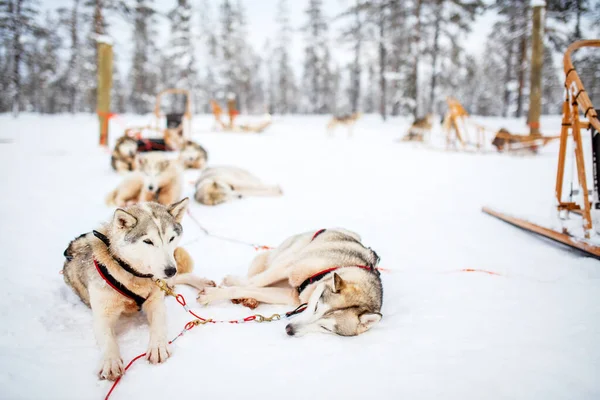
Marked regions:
[210,98,272,133]
[483,40,600,259]
[124,88,192,151]
[442,97,559,153]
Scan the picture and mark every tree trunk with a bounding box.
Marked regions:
[410,0,422,119]
[515,34,528,118]
[379,3,387,120]
[502,9,515,117]
[528,4,544,135]
[428,0,442,114]
[10,0,23,117]
[351,0,362,113]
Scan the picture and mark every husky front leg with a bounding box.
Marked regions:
[90,290,124,380]
[198,286,299,306]
[143,294,170,364]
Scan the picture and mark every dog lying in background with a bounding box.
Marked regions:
[197,228,383,337]
[111,136,138,173]
[194,166,282,206]
[62,199,215,380]
[179,140,208,169]
[106,152,183,207]
[326,112,362,137]
[400,113,434,142]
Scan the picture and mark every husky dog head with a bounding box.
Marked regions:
[107,198,189,279]
[286,270,383,337]
[137,152,174,193]
[194,180,239,206]
[179,140,208,169]
[115,136,138,158]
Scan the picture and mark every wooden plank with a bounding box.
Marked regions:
[97,42,113,146]
[482,207,600,259]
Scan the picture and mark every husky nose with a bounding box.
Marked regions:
[164,266,177,278]
[285,324,295,336]
[148,185,154,191]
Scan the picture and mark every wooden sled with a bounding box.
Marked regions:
[210,99,272,133]
[443,97,559,153]
[123,88,192,151]
[483,40,600,258]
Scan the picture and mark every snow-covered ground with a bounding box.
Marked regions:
[0,114,599,400]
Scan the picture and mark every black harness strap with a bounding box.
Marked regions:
[311,228,326,241]
[94,259,147,309]
[297,265,377,295]
[92,230,154,278]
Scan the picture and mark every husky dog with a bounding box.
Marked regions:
[197,228,383,337]
[111,136,138,173]
[106,152,183,207]
[62,199,215,380]
[326,112,362,137]
[194,166,283,206]
[179,140,208,169]
[401,113,434,142]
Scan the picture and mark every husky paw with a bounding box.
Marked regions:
[98,356,124,381]
[146,341,170,364]
[221,275,247,287]
[196,287,219,305]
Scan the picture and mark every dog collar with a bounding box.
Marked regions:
[92,230,154,278]
[93,259,147,309]
[311,228,326,241]
[297,265,377,295]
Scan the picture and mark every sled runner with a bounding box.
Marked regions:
[482,40,600,259]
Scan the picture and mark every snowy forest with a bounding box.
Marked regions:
[0,0,599,119]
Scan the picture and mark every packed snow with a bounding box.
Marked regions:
[0,114,599,400]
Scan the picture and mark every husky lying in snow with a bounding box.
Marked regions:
[178,140,208,169]
[326,112,362,137]
[197,228,383,337]
[62,199,215,380]
[400,113,434,142]
[106,152,183,207]
[194,166,283,206]
[111,136,138,173]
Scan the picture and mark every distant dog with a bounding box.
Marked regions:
[194,166,282,206]
[62,199,215,380]
[326,112,362,137]
[197,228,383,337]
[111,136,138,173]
[400,113,434,142]
[179,140,208,169]
[106,152,183,207]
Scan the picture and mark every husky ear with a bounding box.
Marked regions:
[114,209,137,229]
[359,312,382,330]
[332,273,346,293]
[168,198,189,223]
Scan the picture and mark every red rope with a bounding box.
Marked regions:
[103,288,290,399]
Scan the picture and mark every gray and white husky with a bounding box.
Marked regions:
[197,228,383,337]
[194,166,283,206]
[62,199,214,380]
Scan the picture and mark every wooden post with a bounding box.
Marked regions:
[97,41,113,146]
[527,1,545,136]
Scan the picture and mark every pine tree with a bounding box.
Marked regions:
[128,0,157,114]
[273,0,295,114]
[302,0,332,113]
[166,0,197,95]
[0,0,40,116]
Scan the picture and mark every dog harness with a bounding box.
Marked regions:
[297,229,380,294]
[297,265,377,295]
[92,230,152,308]
[136,138,171,152]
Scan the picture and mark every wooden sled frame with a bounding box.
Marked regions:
[483,40,600,258]
[443,97,560,152]
[210,99,272,133]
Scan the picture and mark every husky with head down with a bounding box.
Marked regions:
[197,228,383,337]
